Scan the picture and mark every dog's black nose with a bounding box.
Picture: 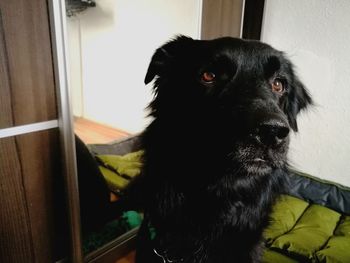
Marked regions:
[255,120,290,146]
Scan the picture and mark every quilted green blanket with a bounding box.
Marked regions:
[263,195,350,263]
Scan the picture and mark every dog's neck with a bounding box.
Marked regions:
[143,169,283,263]
[147,166,284,229]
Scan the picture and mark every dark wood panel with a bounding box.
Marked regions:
[0,129,66,262]
[242,0,265,40]
[0,0,57,128]
[0,10,14,128]
[0,137,34,262]
[17,130,63,262]
[201,0,243,40]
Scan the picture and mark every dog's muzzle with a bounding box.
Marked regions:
[233,111,290,174]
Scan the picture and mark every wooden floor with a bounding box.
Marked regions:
[74,117,130,144]
[115,251,135,263]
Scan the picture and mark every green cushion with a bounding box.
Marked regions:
[96,150,143,179]
[98,166,129,193]
[264,195,309,245]
[315,216,350,263]
[262,249,298,263]
[270,204,341,259]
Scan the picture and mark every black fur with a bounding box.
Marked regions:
[132,36,312,263]
[75,135,125,233]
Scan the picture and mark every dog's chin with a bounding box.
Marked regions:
[233,143,288,176]
[243,158,273,175]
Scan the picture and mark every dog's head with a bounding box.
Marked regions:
[145,36,312,176]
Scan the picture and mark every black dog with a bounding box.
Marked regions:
[130,36,312,263]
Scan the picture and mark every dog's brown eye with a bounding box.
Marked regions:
[202,72,216,83]
[271,79,285,94]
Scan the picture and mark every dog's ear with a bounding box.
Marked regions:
[284,78,312,131]
[144,35,194,84]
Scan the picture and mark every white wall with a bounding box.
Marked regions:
[262,0,350,186]
[67,17,83,117]
[67,0,202,133]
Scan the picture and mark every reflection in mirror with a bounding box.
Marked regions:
[65,0,203,260]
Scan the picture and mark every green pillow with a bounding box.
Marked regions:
[271,204,341,259]
[98,166,129,193]
[315,216,350,263]
[264,195,309,245]
[262,249,299,263]
[96,150,143,179]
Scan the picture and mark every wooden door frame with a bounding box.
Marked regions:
[242,0,266,40]
[201,0,244,39]
[201,0,265,40]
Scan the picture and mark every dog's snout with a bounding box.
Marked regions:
[255,120,290,146]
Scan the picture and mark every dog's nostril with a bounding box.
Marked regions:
[276,126,290,140]
[256,121,290,146]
